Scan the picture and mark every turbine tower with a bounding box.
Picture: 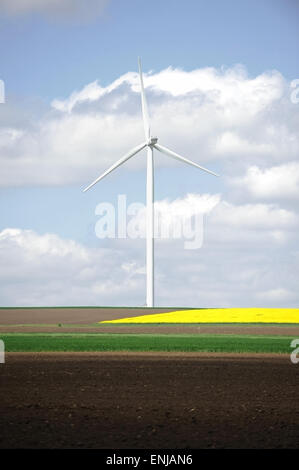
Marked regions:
[83,58,219,308]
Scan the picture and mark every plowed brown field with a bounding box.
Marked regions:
[0,352,298,449]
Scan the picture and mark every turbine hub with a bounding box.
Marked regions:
[148,136,158,146]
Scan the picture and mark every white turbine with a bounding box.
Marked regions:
[83,58,219,308]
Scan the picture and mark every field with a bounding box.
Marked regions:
[101,308,299,324]
[0,307,299,449]
[0,332,296,353]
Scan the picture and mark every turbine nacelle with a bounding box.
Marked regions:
[148,136,158,147]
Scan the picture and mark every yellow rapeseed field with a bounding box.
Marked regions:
[101,308,299,324]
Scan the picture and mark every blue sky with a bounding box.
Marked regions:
[0,0,298,307]
[1,0,298,99]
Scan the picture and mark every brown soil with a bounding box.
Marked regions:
[0,307,182,324]
[0,352,298,449]
[1,325,299,336]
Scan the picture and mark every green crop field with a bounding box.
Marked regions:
[0,332,294,353]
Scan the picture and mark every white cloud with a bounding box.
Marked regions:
[206,200,299,248]
[210,201,298,230]
[0,0,109,21]
[52,74,135,114]
[0,227,89,260]
[1,64,298,188]
[0,228,145,306]
[230,162,299,200]
[53,65,284,115]
[214,131,274,158]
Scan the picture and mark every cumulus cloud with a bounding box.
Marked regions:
[1,64,298,188]
[52,65,284,114]
[210,201,298,230]
[0,0,109,21]
[0,228,145,306]
[229,162,299,200]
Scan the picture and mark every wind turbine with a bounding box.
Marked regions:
[83,58,219,308]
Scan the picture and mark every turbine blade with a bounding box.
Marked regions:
[154,143,220,177]
[83,142,147,192]
[138,57,150,140]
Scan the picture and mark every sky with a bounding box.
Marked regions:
[0,0,298,307]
